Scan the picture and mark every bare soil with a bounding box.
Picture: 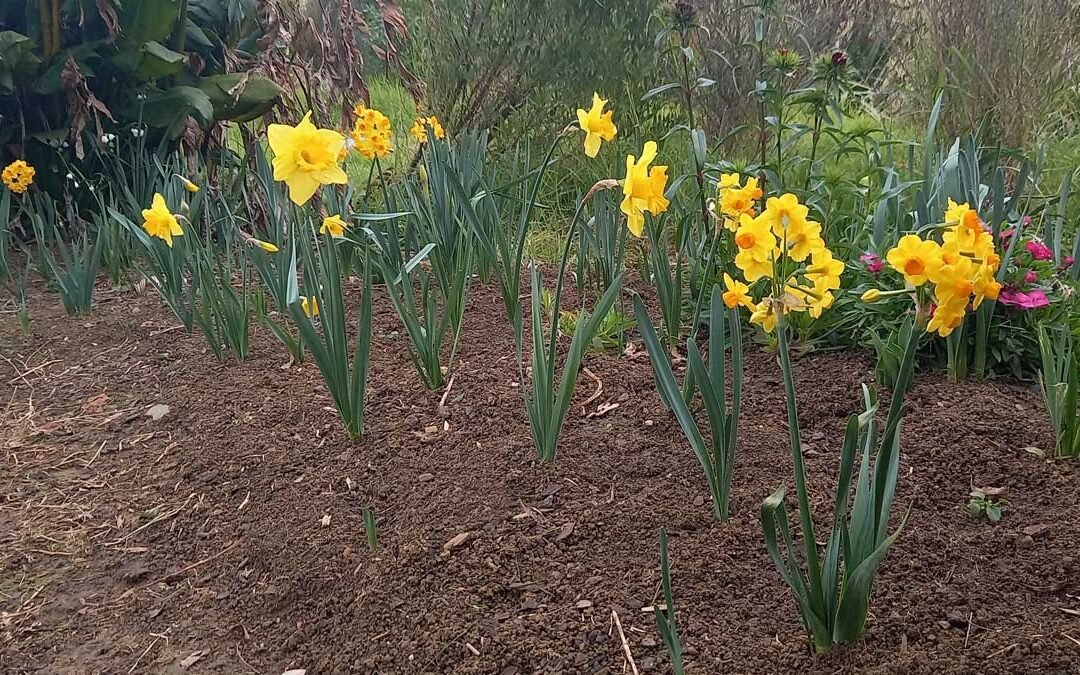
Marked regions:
[2,276,1079,674]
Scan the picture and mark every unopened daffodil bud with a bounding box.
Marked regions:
[861,288,882,303]
[174,174,199,193]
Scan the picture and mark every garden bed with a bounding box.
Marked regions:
[2,277,1078,674]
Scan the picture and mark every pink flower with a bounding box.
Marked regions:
[1021,215,1032,226]
[999,289,1050,309]
[1025,270,1037,284]
[1063,255,1076,270]
[859,251,883,274]
[999,228,1015,244]
[1026,240,1053,261]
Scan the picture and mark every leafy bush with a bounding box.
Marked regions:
[402,0,658,139]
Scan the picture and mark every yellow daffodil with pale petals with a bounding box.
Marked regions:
[141,193,184,247]
[762,193,810,239]
[577,93,617,158]
[620,141,670,237]
[320,214,347,238]
[267,112,348,206]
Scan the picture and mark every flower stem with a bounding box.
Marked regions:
[775,313,823,604]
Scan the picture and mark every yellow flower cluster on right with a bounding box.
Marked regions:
[723,192,843,332]
[716,172,762,232]
[410,115,445,143]
[880,199,1001,337]
[351,103,393,160]
[2,160,35,194]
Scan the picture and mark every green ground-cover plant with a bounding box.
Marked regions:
[968,490,1006,523]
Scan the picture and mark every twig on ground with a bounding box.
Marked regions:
[611,609,640,675]
[580,367,603,414]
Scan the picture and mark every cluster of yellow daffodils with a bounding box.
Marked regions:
[141,193,184,247]
[410,115,445,143]
[576,93,617,158]
[351,103,393,160]
[268,112,348,206]
[723,192,843,332]
[2,160,35,194]
[620,141,670,237]
[716,172,762,231]
[874,199,1001,337]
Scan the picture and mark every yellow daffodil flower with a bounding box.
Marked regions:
[254,239,279,253]
[886,234,942,286]
[410,115,446,143]
[2,159,35,194]
[267,112,348,206]
[718,173,762,231]
[733,213,776,281]
[351,104,394,159]
[927,299,966,337]
[301,296,319,318]
[722,273,754,309]
[762,193,810,239]
[620,141,670,237]
[320,214,347,238]
[805,247,845,291]
[749,299,777,333]
[942,198,984,252]
[782,218,825,262]
[576,93,617,158]
[971,263,1002,309]
[141,193,184,247]
[931,256,976,307]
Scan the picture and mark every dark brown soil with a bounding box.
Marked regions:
[2,275,1079,675]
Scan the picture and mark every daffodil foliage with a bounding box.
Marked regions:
[634,285,742,520]
[761,314,920,653]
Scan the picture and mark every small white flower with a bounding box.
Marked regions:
[66,172,74,180]
[73,181,80,189]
